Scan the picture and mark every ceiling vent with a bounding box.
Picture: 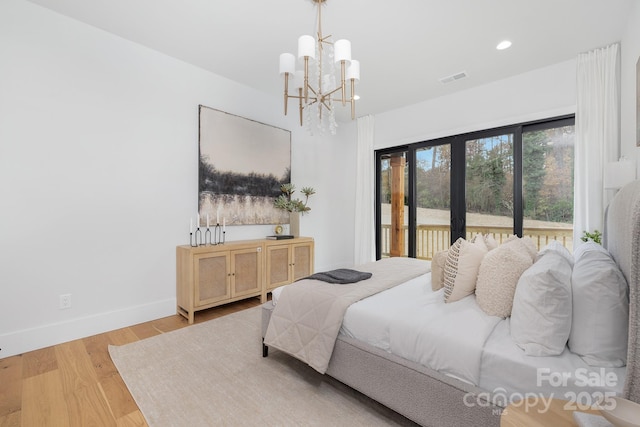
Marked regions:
[439,71,468,84]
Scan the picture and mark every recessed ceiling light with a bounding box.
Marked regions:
[496,40,512,50]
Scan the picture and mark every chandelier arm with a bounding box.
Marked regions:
[307,85,319,98]
[324,86,343,98]
[288,94,318,103]
[303,57,310,103]
[351,79,356,119]
[305,98,320,107]
[340,61,346,105]
[320,97,332,111]
[298,88,303,126]
[283,72,289,115]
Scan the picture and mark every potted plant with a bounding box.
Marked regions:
[581,230,602,244]
[274,184,315,236]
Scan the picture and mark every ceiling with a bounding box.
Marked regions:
[26,0,634,121]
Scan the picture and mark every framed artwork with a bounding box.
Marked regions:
[198,105,291,226]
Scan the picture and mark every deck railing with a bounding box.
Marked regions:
[381,224,573,260]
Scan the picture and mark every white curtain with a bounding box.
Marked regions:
[573,43,620,249]
[354,115,375,264]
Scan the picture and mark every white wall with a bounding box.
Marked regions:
[375,4,639,170]
[374,59,577,149]
[0,0,355,358]
[3,0,636,359]
[620,1,640,169]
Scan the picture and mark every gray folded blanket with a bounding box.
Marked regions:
[302,268,373,284]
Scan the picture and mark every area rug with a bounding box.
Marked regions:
[109,306,416,426]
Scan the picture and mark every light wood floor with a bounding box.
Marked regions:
[0,298,261,427]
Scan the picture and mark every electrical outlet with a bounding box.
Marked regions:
[59,294,72,309]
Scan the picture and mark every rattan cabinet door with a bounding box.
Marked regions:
[231,247,262,298]
[194,252,230,306]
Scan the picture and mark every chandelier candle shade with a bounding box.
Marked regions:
[279,0,360,135]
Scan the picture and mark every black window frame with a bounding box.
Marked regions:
[375,114,575,260]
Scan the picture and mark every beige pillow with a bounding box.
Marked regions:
[475,244,533,317]
[502,236,537,262]
[431,250,448,291]
[471,234,489,252]
[443,238,487,302]
[484,234,499,250]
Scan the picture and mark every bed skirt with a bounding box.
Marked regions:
[261,301,501,427]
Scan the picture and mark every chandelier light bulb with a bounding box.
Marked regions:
[279,53,296,75]
[346,60,360,81]
[298,35,316,59]
[334,39,352,63]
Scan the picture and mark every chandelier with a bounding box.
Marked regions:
[278,0,360,135]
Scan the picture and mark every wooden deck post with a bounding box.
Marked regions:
[390,154,405,257]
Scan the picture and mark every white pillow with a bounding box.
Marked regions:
[568,242,629,367]
[443,238,487,302]
[537,240,573,267]
[510,251,572,356]
[475,244,532,317]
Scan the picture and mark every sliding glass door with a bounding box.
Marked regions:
[375,115,575,260]
[522,122,575,251]
[415,144,451,259]
[464,132,516,244]
[378,150,409,258]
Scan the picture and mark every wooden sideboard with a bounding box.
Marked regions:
[176,237,314,323]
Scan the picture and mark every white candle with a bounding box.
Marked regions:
[223,217,226,232]
[217,207,220,224]
[197,213,200,228]
[206,214,210,228]
[190,218,193,234]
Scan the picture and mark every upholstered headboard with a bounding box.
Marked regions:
[603,179,640,403]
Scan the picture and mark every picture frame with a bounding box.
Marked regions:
[198,105,291,226]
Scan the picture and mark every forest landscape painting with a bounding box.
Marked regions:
[198,105,291,225]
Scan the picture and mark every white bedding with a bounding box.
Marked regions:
[341,274,501,385]
[271,274,626,397]
[480,319,625,398]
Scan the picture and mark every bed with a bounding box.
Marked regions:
[261,179,640,427]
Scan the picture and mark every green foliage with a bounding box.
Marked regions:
[274,184,315,214]
[393,126,575,225]
[199,155,289,197]
[523,131,547,218]
[581,230,602,244]
[465,136,511,216]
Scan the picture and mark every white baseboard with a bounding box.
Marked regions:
[0,298,176,358]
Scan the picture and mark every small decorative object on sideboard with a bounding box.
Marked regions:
[190,213,226,246]
[266,235,294,240]
[273,184,315,237]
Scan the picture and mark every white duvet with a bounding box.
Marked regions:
[272,273,625,396]
[340,274,500,385]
